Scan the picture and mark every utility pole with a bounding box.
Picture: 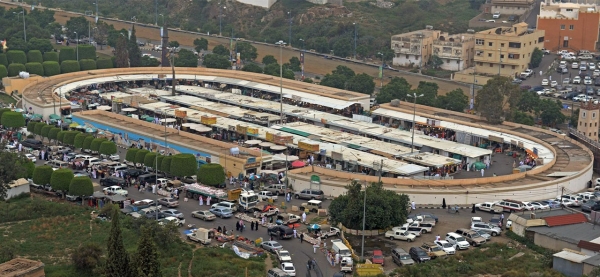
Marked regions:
[288,12,292,47]
[155,0,158,25]
[95,0,99,23]
[353,22,357,60]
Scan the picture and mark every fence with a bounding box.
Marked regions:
[337,223,386,261]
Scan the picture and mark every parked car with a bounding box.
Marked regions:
[191,210,216,221]
[21,139,43,150]
[434,240,456,255]
[294,189,324,200]
[391,248,415,266]
[540,200,561,208]
[471,222,502,236]
[529,201,550,210]
[471,229,492,241]
[475,202,503,213]
[420,243,447,259]
[277,250,292,263]
[541,79,549,86]
[161,209,184,219]
[99,177,126,187]
[371,249,385,265]
[582,200,598,212]
[409,247,430,263]
[281,262,296,277]
[574,76,582,84]
[261,241,283,253]
[455,229,486,246]
[157,197,179,208]
[446,232,470,250]
[209,207,233,218]
[24,153,37,162]
[267,225,294,239]
[159,216,185,226]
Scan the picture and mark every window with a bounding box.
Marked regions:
[560,24,566,30]
[563,39,569,47]
[508,53,520,59]
[477,62,483,66]
[457,60,460,64]
[508,42,521,48]
[501,65,505,68]
[566,8,573,11]
[594,112,597,118]
[569,25,574,30]
[585,122,588,127]
[489,63,493,67]
[476,39,484,45]
[500,54,504,59]
[583,111,587,118]
[488,53,492,57]
[488,42,493,46]
[512,65,516,69]
[447,59,450,63]
[501,43,505,47]
[538,36,545,43]
[406,55,409,59]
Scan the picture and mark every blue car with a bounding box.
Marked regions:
[540,200,561,209]
[209,207,233,218]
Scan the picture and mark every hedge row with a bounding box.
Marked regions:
[60,60,80,74]
[43,52,59,63]
[43,61,60,76]
[7,63,26,77]
[96,58,113,69]
[25,62,44,76]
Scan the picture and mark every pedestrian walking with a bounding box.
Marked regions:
[199,196,203,206]
[293,228,297,238]
[302,212,307,223]
[313,243,318,253]
[236,221,240,231]
[481,168,485,177]
[300,233,304,243]
[411,201,416,210]
[435,235,440,241]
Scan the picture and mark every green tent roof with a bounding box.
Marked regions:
[49,114,60,120]
[279,127,310,137]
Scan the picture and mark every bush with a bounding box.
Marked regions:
[90,138,106,152]
[1,111,25,128]
[32,165,53,185]
[50,168,74,192]
[43,52,59,62]
[0,65,6,79]
[27,121,38,133]
[160,156,172,174]
[34,122,46,136]
[135,149,149,165]
[78,45,96,60]
[57,131,66,142]
[0,53,7,67]
[96,58,113,69]
[144,152,158,168]
[99,141,117,155]
[6,50,26,64]
[82,135,94,150]
[59,47,76,63]
[48,127,60,141]
[74,133,87,149]
[170,154,197,177]
[41,125,52,140]
[26,50,43,63]
[25,62,44,76]
[42,61,60,76]
[79,59,97,70]
[197,164,225,187]
[61,60,80,73]
[7,63,26,77]
[63,131,79,146]
[69,176,93,197]
[125,148,139,163]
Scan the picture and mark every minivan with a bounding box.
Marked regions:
[138,173,163,184]
[267,268,291,277]
[21,139,43,150]
[294,189,324,200]
[496,199,525,212]
[446,232,470,250]
[46,159,69,169]
[392,248,415,266]
[211,201,238,212]
[331,239,352,257]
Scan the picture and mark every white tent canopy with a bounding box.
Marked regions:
[160,118,177,123]
[245,140,262,145]
[96,105,112,111]
[121,107,137,112]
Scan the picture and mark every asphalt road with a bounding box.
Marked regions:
[525,0,541,28]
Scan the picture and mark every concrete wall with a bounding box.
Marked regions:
[511,222,527,237]
[553,256,584,277]
[2,75,44,95]
[440,59,466,71]
[453,71,492,85]
[491,5,531,15]
[235,0,277,8]
[392,55,422,68]
[535,233,579,252]
[5,184,29,200]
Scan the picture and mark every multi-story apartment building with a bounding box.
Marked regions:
[474,22,545,77]
[432,33,475,71]
[537,2,600,52]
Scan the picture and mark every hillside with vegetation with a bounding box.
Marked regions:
[40,0,484,58]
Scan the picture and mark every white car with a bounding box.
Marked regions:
[109,154,120,161]
[572,94,586,101]
[471,217,483,224]
[277,250,292,263]
[529,201,549,210]
[590,63,596,70]
[550,80,558,88]
[434,240,456,255]
[25,153,37,162]
[103,186,128,196]
[594,69,600,77]
[281,262,296,276]
[559,198,575,207]
[521,201,535,210]
[572,62,579,69]
[541,79,549,86]
[585,76,593,85]
[573,76,582,84]
[563,55,577,61]
[581,65,588,71]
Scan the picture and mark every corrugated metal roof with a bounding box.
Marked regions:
[529,223,600,244]
[545,213,588,227]
[582,254,600,266]
[578,240,600,252]
[553,249,590,263]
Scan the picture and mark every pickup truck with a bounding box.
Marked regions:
[421,243,447,259]
[405,222,433,233]
[407,215,436,226]
[258,191,278,202]
[277,213,301,225]
[318,226,341,239]
[475,202,503,213]
[384,230,416,242]
[393,225,425,237]
[187,228,214,245]
[103,186,128,197]
[253,204,279,218]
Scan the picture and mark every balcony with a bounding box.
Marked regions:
[433,41,463,47]
[393,47,422,55]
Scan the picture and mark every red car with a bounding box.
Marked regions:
[372,249,384,266]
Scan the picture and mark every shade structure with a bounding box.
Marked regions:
[245,140,261,145]
[160,118,176,123]
[121,107,137,112]
[31,114,42,119]
[190,125,212,132]
[69,123,79,128]
[181,123,197,128]
[259,142,275,148]
[291,160,306,168]
[49,114,60,120]
[86,128,97,133]
[14,108,23,112]
[270,145,287,151]
[273,153,299,162]
[144,117,154,122]
[96,105,112,111]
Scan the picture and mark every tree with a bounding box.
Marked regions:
[376,77,412,104]
[32,123,44,137]
[156,155,165,172]
[263,63,280,76]
[430,55,443,69]
[160,156,173,174]
[135,149,149,165]
[63,131,79,146]
[0,151,29,199]
[168,41,180,48]
[288,56,301,72]
[7,38,28,52]
[40,125,52,142]
[57,131,66,143]
[144,152,158,168]
[475,76,521,124]
[236,42,258,61]
[1,111,25,129]
[570,108,580,127]
[133,226,162,277]
[197,164,225,187]
[329,180,410,230]
[320,73,347,89]
[91,138,106,153]
[127,25,142,67]
[346,73,375,95]
[7,50,27,64]
[539,99,566,127]
[27,121,38,133]
[332,37,352,58]
[212,45,229,57]
[312,37,330,54]
[170,154,197,177]
[72,243,103,273]
[241,63,263,73]
[83,136,94,151]
[510,110,535,126]
[193,38,208,53]
[74,133,87,149]
[517,91,540,113]
[94,21,110,50]
[99,141,117,156]
[105,206,133,277]
[48,127,60,142]
[436,88,468,112]
[33,165,53,186]
[50,168,74,194]
[203,54,230,69]
[262,55,278,65]
[17,160,35,180]
[27,38,53,53]
[530,47,543,68]
[115,35,129,68]
[414,81,439,107]
[66,16,88,39]
[69,176,93,203]
[125,148,140,163]
[303,77,314,83]
[332,65,355,80]
[78,45,96,60]
[174,49,198,67]
[97,58,114,69]
[141,56,160,67]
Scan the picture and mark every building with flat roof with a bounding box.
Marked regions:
[0,258,45,277]
[537,2,600,52]
[491,0,535,15]
[474,22,545,76]
[432,32,476,71]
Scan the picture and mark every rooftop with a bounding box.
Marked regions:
[553,249,591,263]
[529,223,600,244]
[578,240,600,252]
[0,258,44,277]
[582,254,600,266]
[544,213,588,227]
[476,22,536,37]
[391,29,440,40]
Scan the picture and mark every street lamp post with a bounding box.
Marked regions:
[155,0,158,25]
[299,38,305,80]
[407,93,424,153]
[288,12,292,47]
[219,3,223,36]
[353,22,357,60]
[360,179,367,261]
[276,40,286,124]
[159,14,165,26]
[74,32,79,60]
[13,11,25,41]
[377,52,384,88]
[498,48,502,76]
[95,0,99,23]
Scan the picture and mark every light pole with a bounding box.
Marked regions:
[155,0,158,25]
[276,40,286,124]
[219,3,223,36]
[74,32,79,61]
[407,93,423,153]
[299,38,305,79]
[13,11,25,41]
[93,27,98,49]
[288,12,292,47]
[159,14,165,26]
[498,48,502,76]
[95,1,99,23]
[377,52,384,88]
[360,179,367,262]
[353,22,357,60]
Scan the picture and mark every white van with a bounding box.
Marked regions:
[331,239,352,257]
[211,201,238,212]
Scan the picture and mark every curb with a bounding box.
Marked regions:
[416,206,470,210]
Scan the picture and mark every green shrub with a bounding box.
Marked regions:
[96,58,113,69]
[78,45,96,60]
[7,63,26,77]
[26,50,43,63]
[6,50,26,64]
[42,61,60,76]
[197,164,225,187]
[144,152,158,168]
[79,59,97,71]
[27,121,38,133]
[50,169,74,192]
[61,60,80,74]
[43,52,59,62]
[90,138,106,152]
[170,154,197,177]
[63,131,79,146]
[82,136,94,150]
[69,176,93,197]
[99,141,117,155]
[135,149,149,165]
[25,62,44,76]
[160,156,172,174]
[74,133,87,149]
[33,165,53,185]
[1,111,25,128]
[34,122,46,136]
[48,127,60,141]
[56,131,66,142]
[41,125,52,140]
[0,53,7,67]
[0,65,7,79]
[125,148,139,163]
[59,47,76,63]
